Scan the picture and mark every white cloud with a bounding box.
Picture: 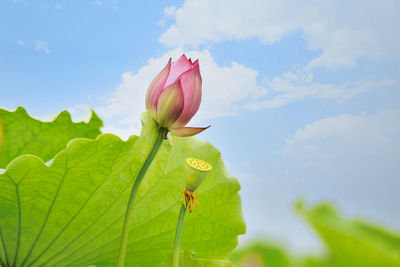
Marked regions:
[158,5,177,26]
[35,41,51,54]
[55,4,63,10]
[16,40,24,46]
[93,1,102,6]
[97,48,263,138]
[247,66,394,109]
[283,110,400,169]
[159,0,400,68]
[160,0,299,46]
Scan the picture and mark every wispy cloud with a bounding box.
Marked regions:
[16,40,24,46]
[157,6,176,27]
[282,110,400,169]
[247,66,394,110]
[93,1,102,6]
[158,5,177,26]
[35,41,51,54]
[164,5,176,16]
[113,0,119,10]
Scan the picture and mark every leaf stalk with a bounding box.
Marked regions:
[117,127,165,267]
[172,204,187,267]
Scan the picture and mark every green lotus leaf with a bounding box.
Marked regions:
[0,111,245,267]
[0,107,103,168]
[296,201,400,267]
[229,241,290,267]
[160,251,235,267]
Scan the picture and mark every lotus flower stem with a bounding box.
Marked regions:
[172,204,187,267]
[172,158,212,267]
[117,128,165,267]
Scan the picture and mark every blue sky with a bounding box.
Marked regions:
[1,0,400,253]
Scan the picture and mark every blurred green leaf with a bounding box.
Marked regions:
[0,107,103,168]
[160,251,235,267]
[230,201,400,267]
[230,241,290,267]
[294,256,330,267]
[296,201,400,267]
[0,112,245,267]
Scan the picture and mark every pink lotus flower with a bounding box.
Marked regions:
[145,54,209,137]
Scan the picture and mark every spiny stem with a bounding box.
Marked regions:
[172,204,187,267]
[117,128,164,267]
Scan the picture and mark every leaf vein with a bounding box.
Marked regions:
[19,168,69,267]
[40,145,126,266]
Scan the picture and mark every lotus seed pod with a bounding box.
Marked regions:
[184,157,212,191]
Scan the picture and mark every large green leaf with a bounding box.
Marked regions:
[0,112,245,267]
[296,201,400,267]
[0,107,103,168]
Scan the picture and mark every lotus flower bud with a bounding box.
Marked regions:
[145,55,209,137]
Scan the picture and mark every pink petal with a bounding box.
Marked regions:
[170,125,210,137]
[156,80,184,129]
[172,64,202,127]
[146,58,171,117]
[165,54,192,87]
[192,59,199,67]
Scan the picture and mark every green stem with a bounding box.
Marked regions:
[172,204,187,267]
[117,128,164,267]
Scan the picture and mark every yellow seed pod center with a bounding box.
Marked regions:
[186,158,212,171]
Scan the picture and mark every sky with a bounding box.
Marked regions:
[1,0,400,255]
